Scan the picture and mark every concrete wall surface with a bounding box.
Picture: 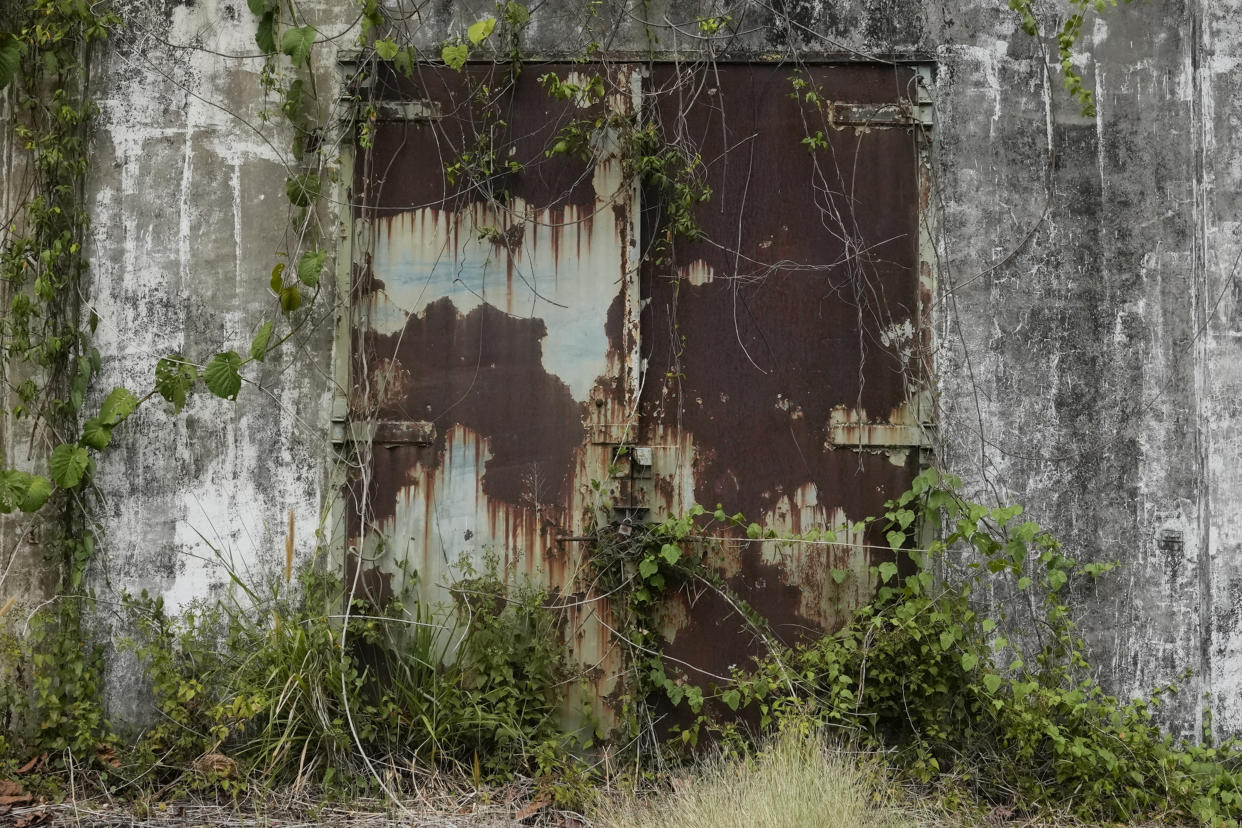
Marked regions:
[4,0,1240,735]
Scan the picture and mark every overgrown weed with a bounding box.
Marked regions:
[7,470,1242,826]
[599,720,921,828]
[27,542,588,803]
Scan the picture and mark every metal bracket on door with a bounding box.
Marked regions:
[609,445,653,521]
[331,419,437,448]
[825,405,933,451]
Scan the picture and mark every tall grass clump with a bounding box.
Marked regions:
[601,722,918,828]
[117,544,576,796]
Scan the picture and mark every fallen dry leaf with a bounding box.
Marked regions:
[14,809,51,827]
[192,753,237,779]
[95,744,121,768]
[516,791,551,820]
[0,794,33,807]
[0,781,21,797]
[14,755,45,775]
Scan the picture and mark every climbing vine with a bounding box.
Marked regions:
[1009,0,1138,116]
[0,0,119,762]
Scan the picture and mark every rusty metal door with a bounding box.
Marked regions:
[347,63,642,687]
[637,64,931,681]
[347,60,929,702]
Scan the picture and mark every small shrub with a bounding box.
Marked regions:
[719,469,1242,825]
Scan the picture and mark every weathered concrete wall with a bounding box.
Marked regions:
[3,0,1237,734]
[934,0,1239,735]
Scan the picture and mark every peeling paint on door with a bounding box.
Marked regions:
[347,60,927,717]
[349,63,644,709]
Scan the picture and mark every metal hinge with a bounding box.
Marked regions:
[829,65,933,129]
[339,97,441,125]
[331,419,436,447]
[370,100,441,121]
[826,406,933,450]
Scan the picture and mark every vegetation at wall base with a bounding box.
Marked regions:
[2,472,1242,826]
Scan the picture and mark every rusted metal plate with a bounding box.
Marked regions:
[349,62,642,706]
[348,60,927,719]
[636,64,925,680]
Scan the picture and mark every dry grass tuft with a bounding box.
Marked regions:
[598,727,923,828]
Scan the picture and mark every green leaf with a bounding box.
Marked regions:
[877,560,898,583]
[505,1,530,27]
[250,321,274,361]
[0,34,24,92]
[992,504,1023,526]
[297,249,326,287]
[394,46,415,77]
[961,652,979,671]
[155,355,198,412]
[983,673,1003,694]
[280,25,316,66]
[660,543,682,565]
[374,38,399,60]
[280,285,303,313]
[204,351,243,400]
[686,686,704,713]
[255,11,277,54]
[99,387,139,426]
[1013,521,1041,543]
[831,568,847,584]
[81,418,112,450]
[1048,567,1068,591]
[746,522,762,539]
[1,476,20,514]
[982,618,997,633]
[1017,576,1032,590]
[49,444,90,489]
[285,173,320,207]
[0,471,30,513]
[270,262,286,293]
[19,475,51,512]
[721,689,741,711]
[638,556,659,580]
[467,17,496,45]
[281,78,305,122]
[886,530,905,550]
[246,0,275,14]
[939,630,955,651]
[441,43,469,71]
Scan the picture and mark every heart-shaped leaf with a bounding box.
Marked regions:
[204,351,243,400]
[49,444,90,489]
[467,17,496,45]
[155,355,198,412]
[280,25,316,66]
